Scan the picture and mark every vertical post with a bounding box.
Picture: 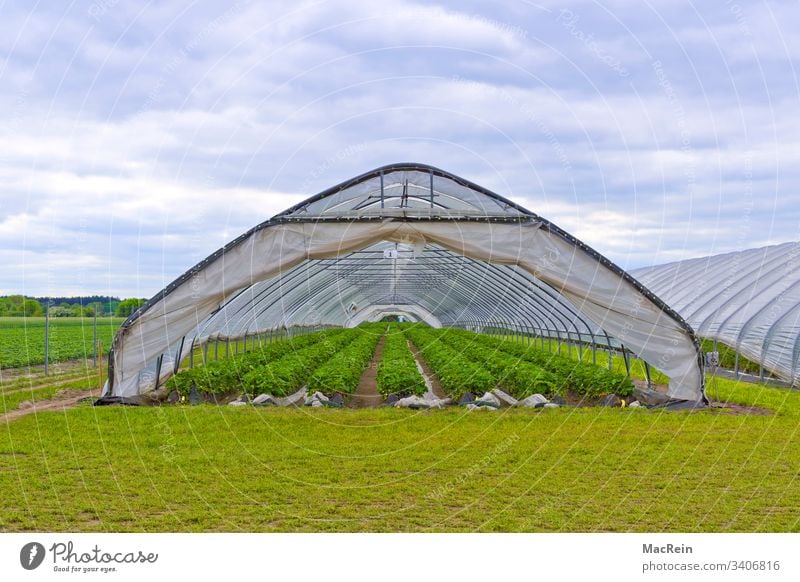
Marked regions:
[189,339,194,368]
[93,306,98,367]
[644,361,652,389]
[97,340,103,391]
[44,299,50,376]
[154,354,163,390]
[174,337,185,375]
[380,170,385,209]
[429,169,434,208]
[734,351,739,379]
[622,347,631,378]
[203,343,208,364]
[225,338,230,359]
[214,339,219,360]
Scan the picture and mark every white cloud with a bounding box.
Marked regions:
[0,0,798,297]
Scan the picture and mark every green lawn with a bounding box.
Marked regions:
[1,374,799,532]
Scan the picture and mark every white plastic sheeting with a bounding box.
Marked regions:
[107,164,705,401]
[633,242,800,386]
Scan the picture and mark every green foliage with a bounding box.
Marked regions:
[115,298,148,318]
[241,331,356,396]
[466,330,635,398]
[434,330,559,398]
[0,296,43,317]
[166,329,349,396]
[307,332,381,394]
[700,338,765,376]
[0,317,124,368]
[404,327,495,399]
[376,330,426,397]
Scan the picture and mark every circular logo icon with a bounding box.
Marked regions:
[20,542,46,570]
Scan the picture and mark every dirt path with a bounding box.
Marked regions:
[0,358,96,383]
[407,340,447,399]
[1,373,96,397]
[1,388,98,424]
[348,335,386,409]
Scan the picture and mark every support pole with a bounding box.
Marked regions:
[93,306,98,367]
[622,347,631,378]
[429,169,434,208]
[97,340,103,391]
[154,354,163,390]
[644,361,652,389]
[44,299,50,376]
[380,170,385,209]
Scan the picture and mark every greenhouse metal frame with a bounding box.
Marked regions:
[104,163,707,403]
[633,242,800,387]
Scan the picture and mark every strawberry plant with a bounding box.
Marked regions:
[376,328,426,397]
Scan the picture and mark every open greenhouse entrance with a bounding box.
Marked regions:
[104,163,706,404]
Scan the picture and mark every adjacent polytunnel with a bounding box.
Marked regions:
[632,241,800,386]
[104,163,706,402]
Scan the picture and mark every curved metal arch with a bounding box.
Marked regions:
[115,162,698,350]
[681,246,791,327]
[251,243,578,336]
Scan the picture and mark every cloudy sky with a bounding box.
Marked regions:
[1,0,798,298]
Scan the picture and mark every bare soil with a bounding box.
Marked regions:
[406,340,447,399]
[1,388,99,424]
[0,358,95,382]
[709,401,772,416]
[348,335,386,409]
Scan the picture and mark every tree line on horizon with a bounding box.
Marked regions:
[0,295,148,318]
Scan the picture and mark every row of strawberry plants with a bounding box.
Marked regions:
[376,328,426,397]
[432,329,559,398]
[242,330,358,396]
[456,329,634,398]
[306,331,382,394]
[403,326,494,399]
[166,328,348,396]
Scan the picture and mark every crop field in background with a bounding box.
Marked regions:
[0,317,124,369]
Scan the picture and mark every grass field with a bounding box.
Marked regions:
[0,317,124,369]
[1,368,799,532]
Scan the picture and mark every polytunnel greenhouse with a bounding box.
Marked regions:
[102,163,707,404]
[633,241,800,387]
